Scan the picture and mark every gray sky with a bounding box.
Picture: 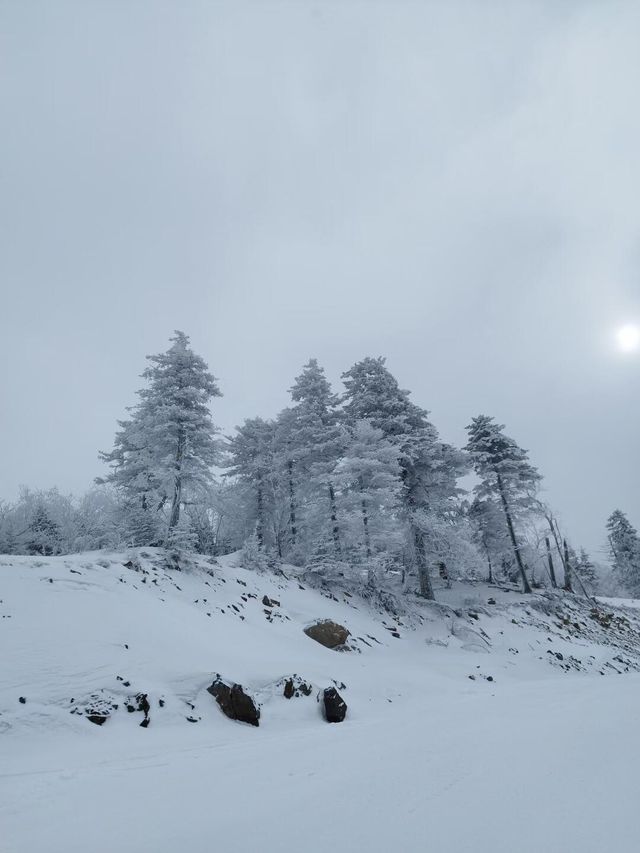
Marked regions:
[1,1,639,558]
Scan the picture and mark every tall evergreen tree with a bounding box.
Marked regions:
[26,504,61,556]
[280,359,345,559]
[341,357,464,599]
[226,417,277,550]
[100,332,221,543]
[332,419,401,566]
[607,509,640,595]
[468,496,512,583]
[465,415,541,593]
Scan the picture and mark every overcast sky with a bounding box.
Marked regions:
[1,1,639,557]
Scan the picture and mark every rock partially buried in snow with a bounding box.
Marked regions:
[304,620,350,649]
[207,677,260,727]
[283,676,313,699]
[322,687,347,723]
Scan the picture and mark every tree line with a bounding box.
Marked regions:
[1,332,636,599]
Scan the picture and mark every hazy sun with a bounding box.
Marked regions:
[616,324,640,353]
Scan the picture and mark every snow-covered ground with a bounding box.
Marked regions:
[2,550,640,853]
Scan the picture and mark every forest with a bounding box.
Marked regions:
[2,331,638,601]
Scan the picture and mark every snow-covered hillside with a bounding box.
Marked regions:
[3,550,640,853]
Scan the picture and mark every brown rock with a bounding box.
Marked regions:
[304,620,350,649]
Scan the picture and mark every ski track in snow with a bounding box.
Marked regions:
[2,549,640,853]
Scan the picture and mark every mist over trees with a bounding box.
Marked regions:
[0,332,626,598]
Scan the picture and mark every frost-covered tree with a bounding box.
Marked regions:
[576,547,598,594]
[468,497,512,582]
[332,420,401,573]
[226,417,277,550]
[607,510,640,595]
[341,357,465,599]
[26,504,61,556]
[100,332,221,543]
[465,416,541,593]
[280,359,345,560]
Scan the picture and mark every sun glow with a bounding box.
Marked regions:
[616,324,640,353]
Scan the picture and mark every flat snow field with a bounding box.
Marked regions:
[2,551,639,853]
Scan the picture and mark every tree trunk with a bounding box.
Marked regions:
[545,536,558,588]
[287,460,297,547]
[168,431,186,532]
[256,481,264,549]
[359,477,372,559]
[485,546,493,583]
[413,524,435,600]
[563,538,574,592]
[328,483,341,558]
[496,473,531,593]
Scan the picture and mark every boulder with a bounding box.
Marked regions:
[283,676,313,699]
[207,678,260,727]
[322,687,347,723]
[304,620,350,649]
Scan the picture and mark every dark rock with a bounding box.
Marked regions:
[487,598,496,605]
[262,595,280,607]
[304,620,350,649]
[283,676,313,699]
[486,676,494,682]
[87,714,107,726]
[139,718,150,728]
[207,678,260,727]
[158,698,165,708]
[322,687,347,723]
[18,696,26,704]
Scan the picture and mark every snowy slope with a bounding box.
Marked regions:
[2,550,640,853]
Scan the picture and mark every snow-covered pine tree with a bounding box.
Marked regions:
[576,547,598,594]
[226,417,277,551]
[332,419,401,578]
[607,509,640,595]
[468,496,512,583]
[100,331,221,544]
[26,504,61,556]
[280,359,345,561]
[341,357,465,599]
[465,415,541,594]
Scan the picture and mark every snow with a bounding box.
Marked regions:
[2,550,640,852]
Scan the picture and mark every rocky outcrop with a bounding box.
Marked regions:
[207,677,260,727]
[304,620,350,649]
[322,687,347,723]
